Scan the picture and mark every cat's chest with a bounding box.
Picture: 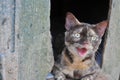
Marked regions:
[61,52,95,79]
[62,52,90,70]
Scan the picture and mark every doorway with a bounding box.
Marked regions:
[50,0,110,67]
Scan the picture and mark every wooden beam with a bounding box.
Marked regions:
[103,0,120,80]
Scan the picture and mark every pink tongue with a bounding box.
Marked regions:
[77,48,87,56]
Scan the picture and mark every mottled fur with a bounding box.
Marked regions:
[52,12,108,80]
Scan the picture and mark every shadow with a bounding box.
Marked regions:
[50,0,109,67]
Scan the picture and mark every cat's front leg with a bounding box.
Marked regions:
[46,72,66,80]
[81,75,94,80]
[54,72,66,80]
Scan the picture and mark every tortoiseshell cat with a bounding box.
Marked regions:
[52,12,108,80]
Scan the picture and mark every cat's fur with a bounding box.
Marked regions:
[52,12,108,80]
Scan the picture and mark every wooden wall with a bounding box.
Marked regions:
[103,0,120,80]
[0,0,54,80]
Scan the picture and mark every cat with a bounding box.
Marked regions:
[51,12,108,80]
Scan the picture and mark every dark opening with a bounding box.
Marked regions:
[50,0,109,67]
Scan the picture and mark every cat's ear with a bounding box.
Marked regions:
[65,12,81,30]
[95,20,108,37]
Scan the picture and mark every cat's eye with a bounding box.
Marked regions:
[72,33,80,38]
[91,36,98,41]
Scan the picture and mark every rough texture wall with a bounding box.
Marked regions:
[0,0,54,80]
[17,0,54,80]
[0,0,18,80]
[103,0,120,80]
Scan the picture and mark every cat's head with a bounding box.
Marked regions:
[65,12,108,59]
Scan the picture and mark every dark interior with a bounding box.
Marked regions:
[50,0,109,67]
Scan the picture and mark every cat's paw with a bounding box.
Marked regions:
[55,73,66,80]
[82,75,94,80]
[57,76,65,80]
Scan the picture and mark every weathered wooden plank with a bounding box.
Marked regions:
[0,54,5,80]
[15,0,54,80]
[0,0,18,80]
[103,0,120,80]
[0,0,54,80]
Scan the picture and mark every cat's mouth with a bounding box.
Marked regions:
[77,47,87,56]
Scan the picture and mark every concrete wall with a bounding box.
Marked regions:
[0,0,54,80]
[103,0,120,80]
